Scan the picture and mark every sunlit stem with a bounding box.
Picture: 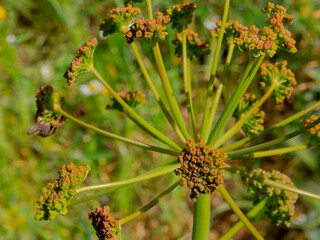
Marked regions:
[151,43,191,140]
[200,0,230,142]
[214,84,276,148]
[192,194,211,240]
[242,144,308,158]
[56,107,179,156]
[227,117,320,158]
[90,67,182,151]
[146,0,153,19]
[219,198,268,240]
[221,100,320,152]
[203,43,235,141]
[76,161,179,194]
[119,179,179,225]
[183,29,197,140]
[226,166,320,200]
[218,185,264,240]
[130,42,186,144]
[207,56,265,147]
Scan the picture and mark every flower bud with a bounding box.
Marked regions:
[166,3,197,32]
[106,90,147,111]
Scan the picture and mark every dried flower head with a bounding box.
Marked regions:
[233,93,265,135]
[174,139,227,201]
[259,61,297,104]
[166,3,197,32]
[34,163,91,221]
[124,0,143,6]
[302,115,320,145]
[262,2,297,53]
[64,38,98,86]
[27,86,66,137]
[106,90,147,111]
[172,29,210,58]
[247,169,298,227]
[89,206,121,240]
[125,11,170,44]
[99,5,141,37]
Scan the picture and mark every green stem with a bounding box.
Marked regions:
[203,44,235,141]
[90,67,182,151]
[183,29,197,140]
[206,57,257,146]
[214,84,276,148]
[146,0,153,19]
[151,43,191,140]
[192,194,211,240]
[119,179,179,225]
[221,100,320,152]
[200,0,230,141]
[56,107,179,156]
[130,42,186,144]
[246,144,308,158]
[76,161,179,194]
[219,198,268,240]
[227,117,320,158]
[218,185,264,240]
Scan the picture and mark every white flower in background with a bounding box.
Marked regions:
[6,34,16,44]
[40,64,54,78]
[99,30,109,40]
[204,15,219,30]
[79,79,108,96]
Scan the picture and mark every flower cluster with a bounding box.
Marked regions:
[247,169,298,228]
[210,3,296,57]
[88,206,121,240]
[99,5,141,37]
[166,3,197,32]
[34,163,91,221]
[172,29,210,59]
[259,61,297,104]
[64,38,98,86]
[233,93,265,135]
[27,86,66,137]
[106,90,147,111]
[262,2,297,53]
[174,139,227,201]
[125,11,170,44]
[124,0,142,6]
[302,115,320,145]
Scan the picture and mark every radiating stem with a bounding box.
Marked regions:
[219,198,268,240]
[119,179,179,225]
[152,43,191,140]
[227,117,320,158]
[130,42,186,144]
[203,43,235,141]
[243,144,308,158]
[214,84,276,148]
[221,100,320,152]
[90,67,182,151]
[218,185,264,240]
[183,29,197,140]
[192,194,211,240]
[56,107,179,156]
[200,0,230,141]
[207,56,265,146]
[76,161,179,194]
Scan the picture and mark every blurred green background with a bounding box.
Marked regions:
[0,0,320,239]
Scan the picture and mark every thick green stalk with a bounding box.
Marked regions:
[183,29,197,140]
[192,194,211,240]
[151,44,191,140]
[130,42,186,143]
[207,56,265,146]
[146,0,153,19]
[218,185,264,240]
[200,0,230,141]
[214,84,276,148]
[203,44,235,141]
[90,67,182,151]
[56,107,179,156]
[76,161,180,194]
[222,100,320,152]
[219,198,268,240]
[119,179,179,225]
[247,144,307,158]
[227,117,320,158]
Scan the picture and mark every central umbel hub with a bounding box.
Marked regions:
[174,139,227,201]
